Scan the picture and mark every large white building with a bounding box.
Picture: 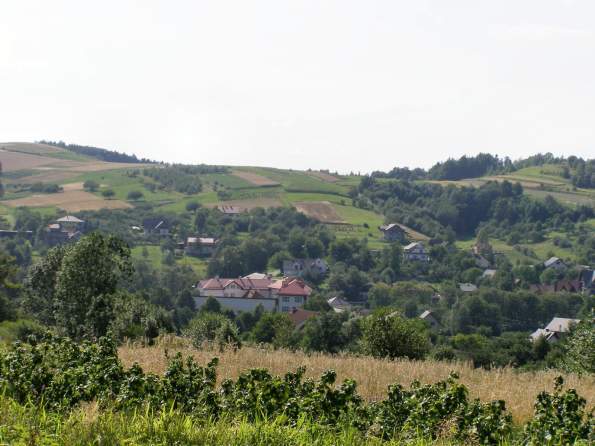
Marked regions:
[193,275,312,313]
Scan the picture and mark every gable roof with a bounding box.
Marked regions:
[544,257,564,268]
[459,283,478,292]
[544,317,580,333]
[288,308,319,328]
[243,272,270,280]
[56,215,84,223]
[187,237,218,245]
[404,242,423,251]
[530,328,558,342]
[379,223,403,232]
[482,269,497,278]
[198,277,274,291]
[270,277,312,296]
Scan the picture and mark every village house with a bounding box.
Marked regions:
[327,296,352,313]
[459,283,478,293]
[217,205,243,216]
[44,216,85,246]
[283,258,329,277]
[142,218,171,236]
[193,274,312,313]
[530,317,580,344]
[288,308,319,329]
[378,223,406,242]
[403,242,430,262]
[579,269,594,295]
[185,237,219,257]
[543,256,567,271]
[419,310,439,328]
[529,279,582,294]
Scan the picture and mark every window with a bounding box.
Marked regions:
[293,296,302,304]
[281,306,290,312]
[282,296,290,303]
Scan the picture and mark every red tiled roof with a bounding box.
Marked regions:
[288,308,319,327]
[272,277,312,296]
[198,277,273,291]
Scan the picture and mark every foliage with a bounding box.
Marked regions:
[362,310,430,360]
[560,319,595,374]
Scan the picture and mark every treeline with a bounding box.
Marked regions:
[38,140,156,164]
[355,178,593,238]
[373,152,594,185]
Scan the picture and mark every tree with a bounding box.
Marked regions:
[83,180,99,192]
[201,296,221,314]
[252,313,294,347]
[102,189,115,199]
[362,310,430,360]
[301,313,346,353]
[561,319,595,374]
[25,233,133,339]
[127,190,144,201]
[183,312,231,347]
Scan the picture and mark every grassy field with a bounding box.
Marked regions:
[131,245,208,276]
[425,164,595,207]
[119,339,594,424]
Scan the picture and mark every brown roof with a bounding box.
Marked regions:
[198,277,273,291]
[288,308,319,328]
[269,277,313,296]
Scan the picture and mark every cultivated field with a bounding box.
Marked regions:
[0,150,74,172]
[205,197,283,211]
[0,142,65,155]
[306,170,340,183]
[293,201,346,223]
[231,170,280,187]
[3,190,131,212]
[119,341,595,424]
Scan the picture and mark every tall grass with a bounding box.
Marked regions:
[119,337,594,424]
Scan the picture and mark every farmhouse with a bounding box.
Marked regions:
[288,308,319,329]
[283,258,329,277]
[403,242,430,262]
[543,256,566,271]
[44,216,85,246]
[327,296,352,313]
[530,317,580,343]
[193,274,312,313]
[142,218,170,236]
[217,205,243,215]
[378,223,406,242]
[419,310,439,328]
[185,237,218,257]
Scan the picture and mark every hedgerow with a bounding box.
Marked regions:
[0,335,592,445]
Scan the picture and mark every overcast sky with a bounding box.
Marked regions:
[1,1,593,173]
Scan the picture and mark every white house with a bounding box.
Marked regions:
[327,296,352,313]
[403,242,430,262]
[530,317,580,344]
[283,258,329,277]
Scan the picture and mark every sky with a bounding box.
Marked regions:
[1,0,594,173]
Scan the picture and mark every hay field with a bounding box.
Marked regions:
[3,190,131,212]
[0,142,64,155]
[306,171,340,183]
[231,170,280,187]
[293,201,346,223]
[119,341,594,424]
[0,150,70,171]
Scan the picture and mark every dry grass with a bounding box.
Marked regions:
[232,170,280,186]
[0,142,64,155]
[293,201,346,223]
[15,170,79,184]
[3,189,131,211]
[119,340,594,424]
[0,150,63,171]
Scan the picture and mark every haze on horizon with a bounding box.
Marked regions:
[1,0,594,173]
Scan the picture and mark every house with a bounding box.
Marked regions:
[327,296,352,313]
[482,269,497,280]
[473,255,490,269]
[530,317,580,343]
[217,205,243,215]
[378,223,406,242]
[185,237,218,257]
[529,279,582,294]
[193,275,312,313]
[44,216,85,246]
[283,258,329,277]
[288,308,319,329]
[403,242,430,262]
[419,310,439,328]
[459,283,478,293]
[0,230,33,240]
[544,257,567,271]
[579,269,594,295]
[243,272,271,280]
[270,277,313,313]
[142,218,170,236]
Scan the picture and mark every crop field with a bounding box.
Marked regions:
[231,169,280,186]
[0,149,73,171]
[206,197,284,211]
[2,189,131,212]
[119,340,595,424]
[241,167,349,195]
[305,170,340,183]
[293,201,346,223]
[0,141,65,155]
